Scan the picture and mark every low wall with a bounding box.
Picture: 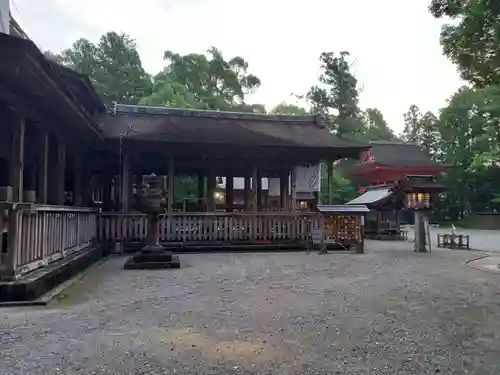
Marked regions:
[461,213,500,230]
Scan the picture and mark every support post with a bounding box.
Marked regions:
[244,176,251,210]
[207,169,216,212]
[102,174,113,211]
[197,174,205,210]
[226,175,234,212]
[251,167,258,212]
[37,131,48,204]
[290,168,297,212]
[280,170,288,211]
[73,155,83,206]
[55,139,66,205]
[10,115,25,202]
[256,172,262,211]
[326,161,333,204]
[120,154,130,211]
[167,155,175,214]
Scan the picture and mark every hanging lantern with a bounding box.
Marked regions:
[405,191,431,210]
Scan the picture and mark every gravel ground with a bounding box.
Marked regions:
[2,241,500,374]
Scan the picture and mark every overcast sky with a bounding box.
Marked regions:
[12,0,464,133]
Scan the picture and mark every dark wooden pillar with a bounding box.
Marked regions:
[226,175,234,212]
[167,155,174,213]
[102,173,113,211]
[326,161,333,204]
[251,167,258,212]
[244,176,250,211]
[197,174,205,202]
[10,115,25,202]
[256,173,262,210]
[37,132,48,204]
[73,155,83,206]
[207,170,216,212]
[120,154,130,211]
[279,171,288,211]
[55,140,66,205]
[290,168,297,212]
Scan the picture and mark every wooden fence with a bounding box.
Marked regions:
[0,204,97,280]
[97,212,320,243]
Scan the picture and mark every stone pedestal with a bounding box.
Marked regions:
[124,213,180,270]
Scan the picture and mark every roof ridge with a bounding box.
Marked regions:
[369,140,419,146]
[112,103,326,126]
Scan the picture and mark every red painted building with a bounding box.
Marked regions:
[353,141,446,192]
[348,141,446,237]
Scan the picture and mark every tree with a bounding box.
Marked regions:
[139,81,205,109]
[271,102,308,115]
[320,165,357,204]
[362,108,396,141]
[56,32,153,106]
[150,47,261,111]
[306,51,364,137]
[402,104,422,144]
[429,0,500,87]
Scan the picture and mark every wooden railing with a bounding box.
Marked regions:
[0,204,98,280]
[98,212,320,243]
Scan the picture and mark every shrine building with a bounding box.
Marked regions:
[0,30,374,298]
[347,141,446,238]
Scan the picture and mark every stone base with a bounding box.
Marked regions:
[0,245,104,303]
[124,251,181,270]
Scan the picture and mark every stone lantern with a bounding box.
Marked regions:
[392,175,446,252]
[124,174,180,269]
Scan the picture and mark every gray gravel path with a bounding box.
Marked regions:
[2,242,500,374]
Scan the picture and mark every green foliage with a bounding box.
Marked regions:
[306,51,364,137]
[56,32,153,106]
[319,164,357,204]
[151,47,261,111]
[361,108,396,141]
[271,102,308,115]
[401,105,440,156]
[430,0,500,87]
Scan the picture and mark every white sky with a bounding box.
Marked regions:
[12,0,464,133]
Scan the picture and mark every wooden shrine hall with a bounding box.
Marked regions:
[0,32,371,291]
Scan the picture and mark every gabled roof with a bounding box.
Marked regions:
[100,104,368,158]
[364,141,441,167]
[49,62,106,115]
[346,186,393,207]
[0,33,103,141]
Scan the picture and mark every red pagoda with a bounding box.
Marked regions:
[348,141,446,238]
